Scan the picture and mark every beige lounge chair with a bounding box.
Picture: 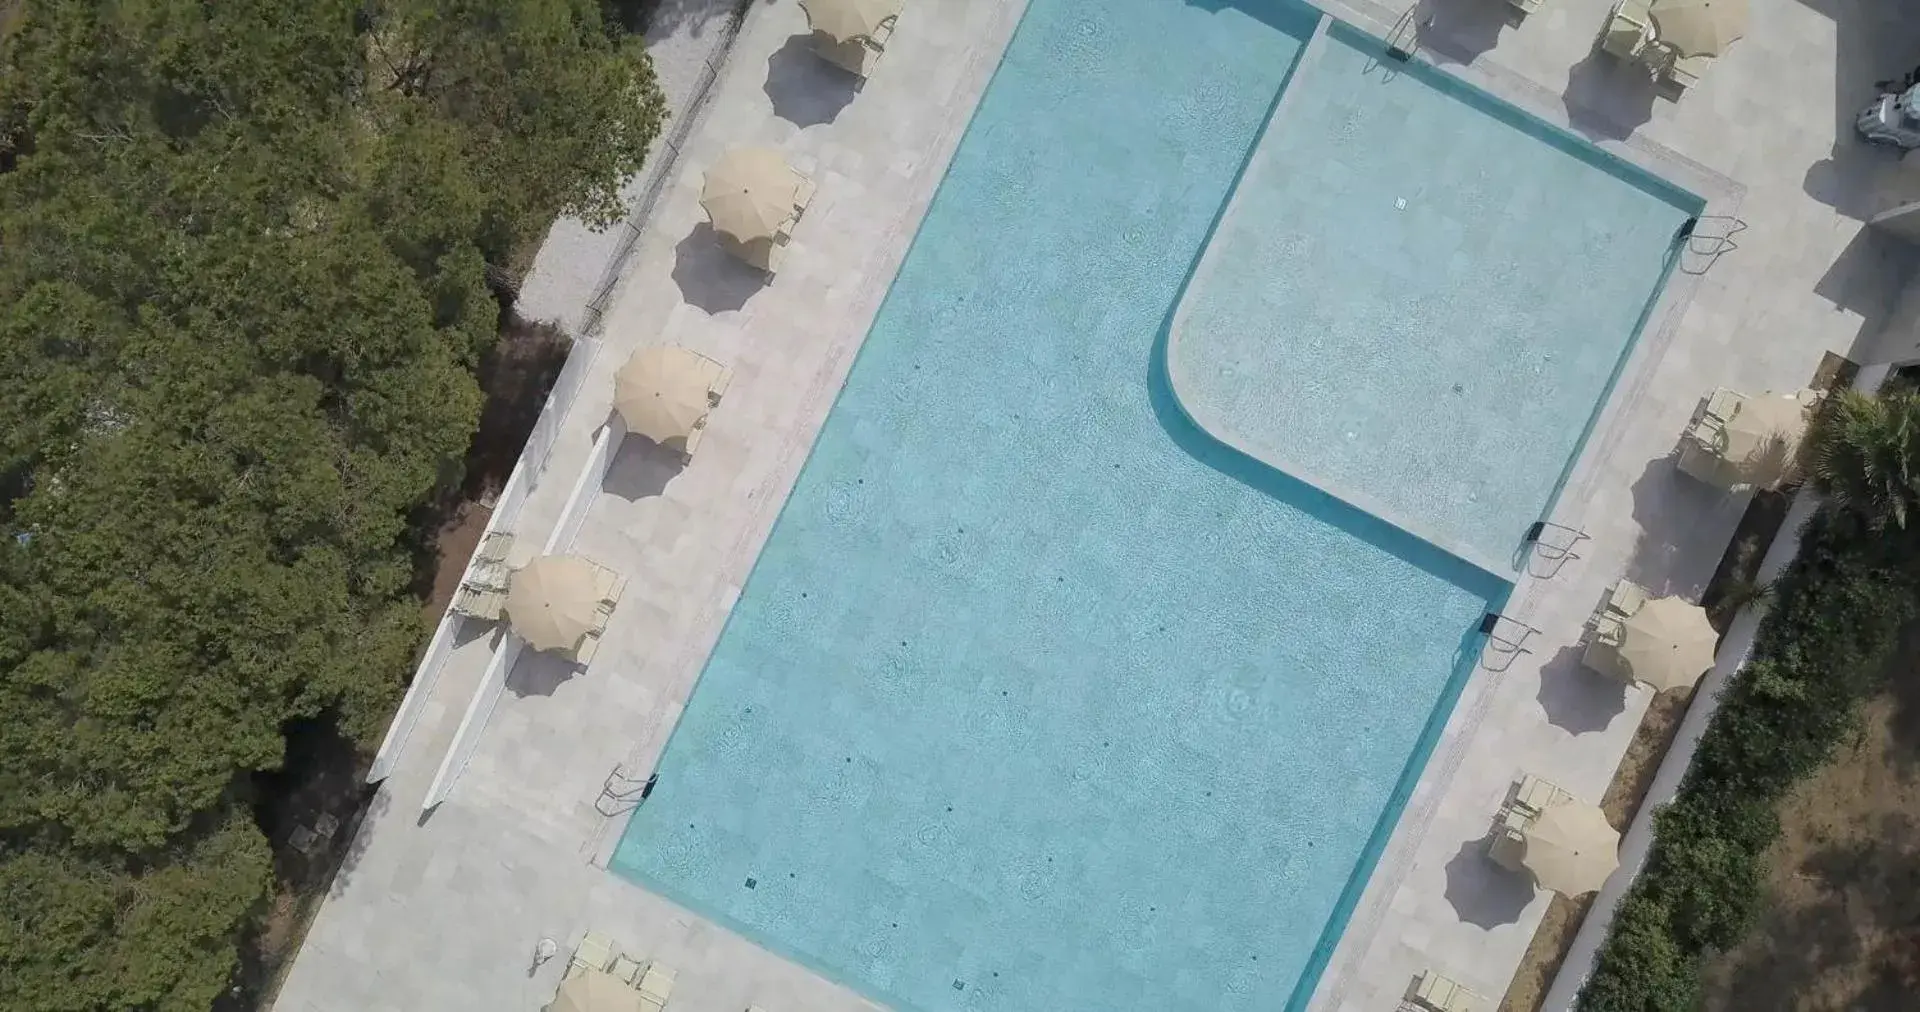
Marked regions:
[717,176,816,275]
[1408,968,1484,1012]
[1511,773,1575,817]
[636,963,676,1011]
[1601,0,1653,61]
[451,530,516,620]
[570,932,619,975]
[571,566,628,667]
[609,951,644,985]
[1490,774,1575,871]
[812,14,897,80]
[1582,578,1648,672]
[1663,51,1711,90]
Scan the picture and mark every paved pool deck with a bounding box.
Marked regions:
[270,0,1920,1009]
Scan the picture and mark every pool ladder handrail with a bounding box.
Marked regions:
[1478,612,1539,673]
[595,764,657,816]
[1520,520,1589,578]
[1677,215,1745,274]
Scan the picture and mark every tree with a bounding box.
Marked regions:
[0,815,271,1012]
[0,0,666,1002]
[1801,384,1920,529]
[363,0,669,236]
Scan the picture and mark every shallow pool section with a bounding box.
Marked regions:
[612,2,1508,1010]
[1170,25,1698,572]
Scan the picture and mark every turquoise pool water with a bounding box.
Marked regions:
[1170,24,1699,571]
[612,1,1689,1009]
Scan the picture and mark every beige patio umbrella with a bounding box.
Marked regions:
[1523,801,1621,897]
[613,346,726,449]
[1615,595,1717,692]
[1649,0,1748,57]
[548,968,647,1012]
[1713,392,1808,486]
[506,555,605,653]
[799,0,902,42]
[701,147,802,243]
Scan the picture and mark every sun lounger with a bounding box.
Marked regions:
[1409,968,1484,1012]
[1489,776,1569,874]
[811,13,898,80]
[609,952,644,985]
[1507,0,1542,17]
[1663,52,1710,90]
[451,530,517,620]
[793,174,818,218]
[1583,580,1648,677]
[1601,0,1653,61]
[1587,579,1647,643]
[559,563,625,666]
[1488,821,1528,871]
[1701,387,1742,425]
[1605,580,1648,621]
[636,963,676,1011]
[570,932,619,975]
[1511,773,1574,817]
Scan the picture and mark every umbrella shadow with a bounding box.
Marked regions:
[765,33,861,128]
[1623,454,1741,598]
[1444,833,1537,929]
[603,434,686,501]
[1535,642,1630,735]
[1562,45,1656,142]
[673,225,769,315]
[1414,0,1513,68]
[506,647,581,699]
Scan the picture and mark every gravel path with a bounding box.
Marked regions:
[515,0,747,335]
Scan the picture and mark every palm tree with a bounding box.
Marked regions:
[1801,384,1920,529]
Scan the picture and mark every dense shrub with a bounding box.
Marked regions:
[1577,509,1920,1010]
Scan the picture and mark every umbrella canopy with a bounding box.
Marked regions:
[800,0,902,42]
[614,346,725,447]
[1711,392,1808,484]
[1649,0,1748,57]
[1523,801,1621,897]
[701,148,801,242]
[506,555,605,653]
[1616,595,1717,692]
[549,968,647,1012]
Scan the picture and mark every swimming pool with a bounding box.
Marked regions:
[611,1,1692,1009]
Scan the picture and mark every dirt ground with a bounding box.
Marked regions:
[1497,688,1693,1012]
[1698,667,1920,1011]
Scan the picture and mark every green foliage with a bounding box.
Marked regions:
[1801,384,1920,529]
[1578,492,1920,1010]
[0,816,272,1012]
[0,0,664,1005]
[1575,894,1701,1012]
